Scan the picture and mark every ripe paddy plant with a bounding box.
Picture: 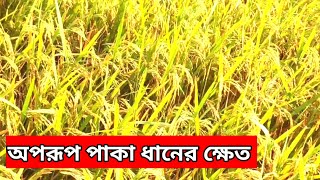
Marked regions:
[0,0,320,179]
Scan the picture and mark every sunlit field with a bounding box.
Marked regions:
[1,0,320,179]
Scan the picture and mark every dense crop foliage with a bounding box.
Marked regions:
[1,0,320,179]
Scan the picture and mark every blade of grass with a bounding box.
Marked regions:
[113,98,120,135]
[280,126,307,162]
[142,88,175,135]
[54,0,69,58]
[194,77,200,135]
[21,77,35,123]
[0,97,21,113]
[76,29,102,61]
[120,69,148,135]
[275,121,303,144]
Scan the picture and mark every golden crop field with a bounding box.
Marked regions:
[0,0,320,179]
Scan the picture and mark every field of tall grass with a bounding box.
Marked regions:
[0,0,320,179]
